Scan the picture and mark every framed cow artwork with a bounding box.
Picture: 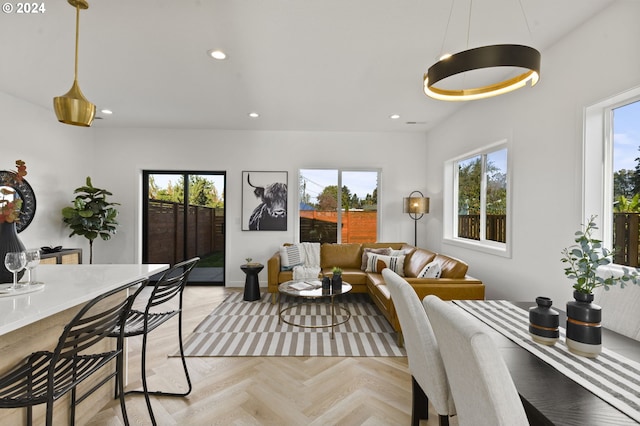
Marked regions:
[242,171,288,231]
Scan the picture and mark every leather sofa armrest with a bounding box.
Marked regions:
[267,251,281,289]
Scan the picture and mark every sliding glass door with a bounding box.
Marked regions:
[143,171,225,285]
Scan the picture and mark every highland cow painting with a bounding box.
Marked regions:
[242,171,288,231]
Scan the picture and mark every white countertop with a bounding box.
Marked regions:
[0,264,169,336]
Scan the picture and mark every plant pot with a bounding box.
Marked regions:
[528,296,559,345]
[331,274,342,293]
[0,222,26,283]
[566,290,601,358]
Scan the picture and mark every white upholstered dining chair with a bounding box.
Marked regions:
[423,295,529,426]
[593,272,640,340]
[383,269,454,426]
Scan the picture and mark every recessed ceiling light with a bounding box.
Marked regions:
[248,112,260,118]
[100,109,113,115]
[389,114,400,119]
[207,49,227,60]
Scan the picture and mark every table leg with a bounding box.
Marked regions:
[278,293,282,324]
[331,295,335,339]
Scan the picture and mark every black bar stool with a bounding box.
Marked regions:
[0,282,140,425]
[111,257,199,425]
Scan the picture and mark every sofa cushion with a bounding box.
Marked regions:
[279,245,305,271]
[365,254,406,276]
[321,243,362,269]
[417,260,442,278]
[404,248,437,277]
[361,247,392,270]
[435,254,468,278]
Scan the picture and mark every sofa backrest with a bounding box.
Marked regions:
[320,243,362,269]
[404,247,437,277]
[361,242,406,250]
[434,254,469,278]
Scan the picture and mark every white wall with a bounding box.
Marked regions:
[424,0,640,307]
[0,91,95,258]
[91,128,428,286]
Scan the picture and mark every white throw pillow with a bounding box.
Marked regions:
[417,261,441,278]
[280,245,305,271]
[366,254,405,276]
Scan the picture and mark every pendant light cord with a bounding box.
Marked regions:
[74,3,80,81]
[438,0,456,58]
[518,0,533,41]
[466,0,473,49]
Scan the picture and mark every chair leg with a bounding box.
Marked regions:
[140,331,157,426]
[138,313,192,398]
[176,310,193,396]
[116,351,130,426]
[439,414,450,426]
[411,376,429,426]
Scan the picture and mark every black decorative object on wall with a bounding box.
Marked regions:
[242,171,288,231]
[0,170,36,233]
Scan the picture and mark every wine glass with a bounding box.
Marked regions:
[4,252,27,290]
[24,249,41,285]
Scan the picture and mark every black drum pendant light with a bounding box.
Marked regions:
[423,0,540,102]
[53,0,96,127]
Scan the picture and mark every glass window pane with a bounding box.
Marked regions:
[486,148,507,243]
[341,171,378,243]
[457,155,481,240]
[612,100,640,266]
[300,169,338,243]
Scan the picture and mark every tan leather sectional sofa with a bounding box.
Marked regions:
[267,242,485,340]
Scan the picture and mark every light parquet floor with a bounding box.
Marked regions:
[88,286,456,426]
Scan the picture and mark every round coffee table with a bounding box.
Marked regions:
[278,280,352,339]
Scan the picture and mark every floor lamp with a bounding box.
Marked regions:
[403,191,430,246]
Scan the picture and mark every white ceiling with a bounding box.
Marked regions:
[0,0,614,132]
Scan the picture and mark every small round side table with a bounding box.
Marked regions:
[240,263,264,301]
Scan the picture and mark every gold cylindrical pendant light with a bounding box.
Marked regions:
[53,0,95,127]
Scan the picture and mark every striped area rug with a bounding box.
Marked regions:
[454,299,640,423]
[180,291,406,357]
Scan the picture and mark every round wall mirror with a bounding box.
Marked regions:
[0,170,36,233]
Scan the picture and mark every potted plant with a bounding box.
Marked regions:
[331,266,343,292]
[61,177,119,264]
[561,215,639,294]
[560,215,640,357]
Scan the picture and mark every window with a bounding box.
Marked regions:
[444,141,510,257]
[584,86,640,268]
[299,169,379,243]
[611,99,640,266]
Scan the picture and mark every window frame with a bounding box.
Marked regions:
[583,86,640,269]
[297,168,381,243]
[443,139,512,257]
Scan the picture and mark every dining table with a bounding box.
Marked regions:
[453,300,640,426]
[0,263,169,425]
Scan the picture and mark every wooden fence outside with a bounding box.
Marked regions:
[457,214,507,243]
[146,200,224,265]
[300,210,377,243]
[614,212,640,267]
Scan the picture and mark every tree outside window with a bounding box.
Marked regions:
[455,147,508,244]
